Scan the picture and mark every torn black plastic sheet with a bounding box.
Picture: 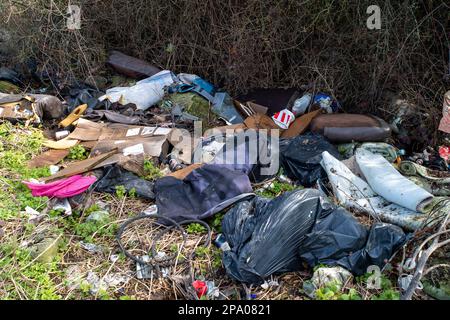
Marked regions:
[95,165,155,200]
[221,189,406,284]
[279,133,341,187]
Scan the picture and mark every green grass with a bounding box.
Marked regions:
[0,242,62,300]
[0,122,50,219]
[0,123,64,299]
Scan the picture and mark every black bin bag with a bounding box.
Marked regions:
[279,133,341,187]
[221,189,406,284]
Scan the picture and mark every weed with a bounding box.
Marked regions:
[128,187,137,198]
[74,219,117,243]
[186,223,207,234]
[211,247,223,270]
[143,159,162,180]
[256,181,299,198]
[115,185,127,199]
[195,246,210,258]
[208,212,225,232]
[0,245,62,300]
[67,145,88,160]
[0,123,49,220]
[357,272,401,300]
[315,281,362,300]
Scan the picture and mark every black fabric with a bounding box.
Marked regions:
[221,189,406,284]
[279,132,341,187]
[95,165,155,200]
[154,164,253,223]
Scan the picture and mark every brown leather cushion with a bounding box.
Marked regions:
[310,114,380,133]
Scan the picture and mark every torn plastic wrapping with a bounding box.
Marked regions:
[99,70,176,110]
[279,133,341,187]
[221,189,406,284]
[95,165,155,200]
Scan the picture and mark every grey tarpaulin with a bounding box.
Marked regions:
[221,189,406,284]
[154,164,254,223]
[279,133,340,187]
[95,165,155,200]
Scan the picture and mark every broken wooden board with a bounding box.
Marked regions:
[42,150,116,182]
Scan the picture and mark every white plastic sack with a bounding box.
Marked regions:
[99,70,176,110]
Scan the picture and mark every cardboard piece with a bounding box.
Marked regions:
[244,113,280,131]
[27,149,69,168]
[281,109,322,138]
[167,163,203,180]
[233,100,269,118]
[68,119,104,141]
[97,124,172,141]
[92,135,169,158]
[247,101,269,115]
[0,95,39,122]
[80,141,97,149]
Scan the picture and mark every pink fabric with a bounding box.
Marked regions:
[24,175,97,198]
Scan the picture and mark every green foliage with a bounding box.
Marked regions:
[356,272,401,300]
[0,123,49,219]
[97,288,112,300]
[195,246,210,258]
[208,212,225,232]
[119,295,136,300]
[67,145,88,160]
[85,204,101,215]
[211,247,223,270]
[0,245,62,300]
[143,159,162,180]
[315,281,362,300]
[128,187,137,198]
[186,223,207,234]
[115,185,126,199]
[339,288,362,300]
[70,213,117,242]
[256,181,299,198]
[48,208,65,218]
